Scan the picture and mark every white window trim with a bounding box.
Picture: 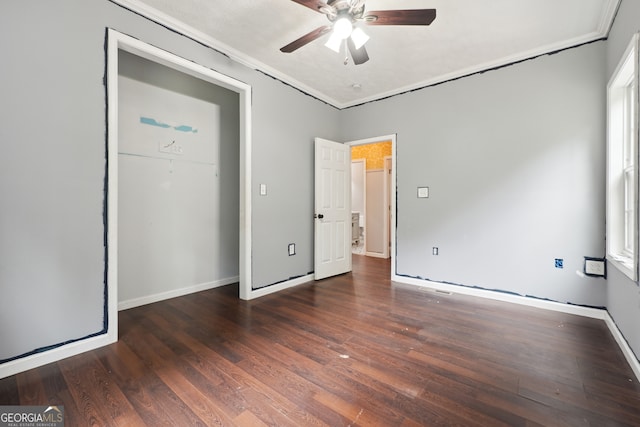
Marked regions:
[607,33,640,281]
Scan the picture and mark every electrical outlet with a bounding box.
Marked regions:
[288,243,296,256]
[585,260,605,276]
[432,247,438,256]
[584,257,606,277]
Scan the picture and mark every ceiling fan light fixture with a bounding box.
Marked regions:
[333,16,353,40]
[324,32,342,52]
[350,27,369,50]
[282,1,437,66]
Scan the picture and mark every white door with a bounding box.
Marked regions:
[315,138,352,280]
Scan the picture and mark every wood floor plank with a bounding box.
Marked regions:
[406,347,521,394]
[182,351,250,419]
[229,340,358,425]
[123,370,205,426]
[94,341,148,386]
[312,389,389,427]
[0,375,19,405]
[154,364,237,426]
[58,352,146,426]
[233,409,269,426]
[1,255,640,426]
[15,367,48,405]
[55,388,89,427]
[181,338,331,426]
[582,380,640,423]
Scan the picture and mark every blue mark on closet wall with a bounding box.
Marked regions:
[140,117,170,128]
[174,125,198,133]
[140,117,198,133]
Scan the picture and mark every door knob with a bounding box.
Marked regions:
[315,214,324,219]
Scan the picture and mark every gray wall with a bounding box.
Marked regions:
[0,1,108,361]
[605,0,640,361]
[0,0,339,362]
[341,41,608,307]
[251,74,341,288]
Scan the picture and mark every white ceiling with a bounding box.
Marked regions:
[112,0,620,108]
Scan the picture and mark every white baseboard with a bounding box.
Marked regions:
[248,274,315,299]
[0,333,116,380]
[365,251,389,259]
[392,275,606,318]
[118,276,239,311]
[392,274,640,381]
[604,312,640,381]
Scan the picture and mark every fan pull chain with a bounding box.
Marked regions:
[343,39,349,65]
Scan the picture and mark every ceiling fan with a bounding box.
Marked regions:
[280,0,436,65]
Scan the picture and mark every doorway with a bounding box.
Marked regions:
[116,50,242,310]
[350,137,394,259]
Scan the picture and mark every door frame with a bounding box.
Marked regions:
[347,134,397,276]
[351,158,366,251]
[106,29,254,348]
[384,155,392,258]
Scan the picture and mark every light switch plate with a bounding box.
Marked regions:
[417,187,429,198]
[260,184,267,196]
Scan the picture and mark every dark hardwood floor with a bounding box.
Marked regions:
[1,255,640,426]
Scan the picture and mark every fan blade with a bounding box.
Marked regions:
[348,37,369,65]
[289,0,326,13]
[364,9,436,26]
[280,26,332,53]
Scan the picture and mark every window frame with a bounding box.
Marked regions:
[607,33,640,281]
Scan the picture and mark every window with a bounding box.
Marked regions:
[607,33,640,281]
